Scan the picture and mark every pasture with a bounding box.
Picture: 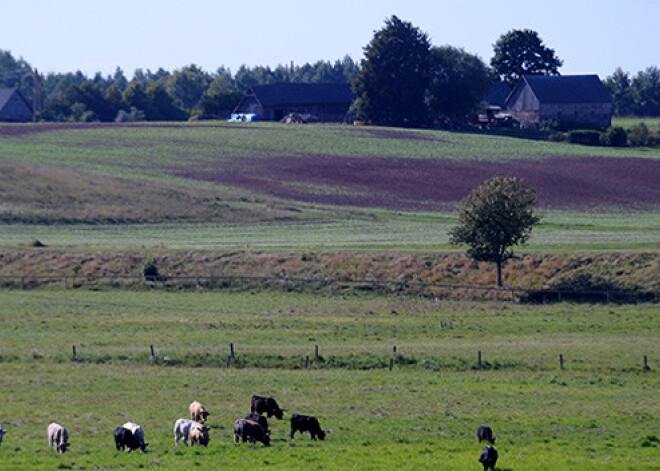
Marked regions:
[0,289,659,470]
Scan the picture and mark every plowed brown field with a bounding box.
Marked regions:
[178,154,660,210]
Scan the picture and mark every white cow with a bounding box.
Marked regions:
[174,418,205,446]
[48,423,70,454]
[122,422,148,452]
[0,424,7,450]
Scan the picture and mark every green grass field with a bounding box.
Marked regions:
[0,289,658,470]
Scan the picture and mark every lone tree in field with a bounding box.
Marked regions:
[449,176,540,287]
[491,29,562,84]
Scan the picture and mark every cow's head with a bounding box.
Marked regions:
[318,429,326,440]
[140,442,149,452]
[60,442,71,454]
[274,408,285,420]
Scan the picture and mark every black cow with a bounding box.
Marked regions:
[245,412,269,435]
[114,426,144,453]
[234,419,270,446]
[479,445,498,471]
[250,395,285,420]
[477,425,496,444]
[290,413,326,440]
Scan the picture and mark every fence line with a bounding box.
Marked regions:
[0,274,658,302]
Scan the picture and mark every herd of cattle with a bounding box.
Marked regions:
[1,399,498,469]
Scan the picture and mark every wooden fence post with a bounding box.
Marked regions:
[230,343,235,358]
[315,345,319,359]
[644,355,649,370]
[226,356,231,368]
[305,355,310,369]
[389,357,394,371]
[393,345,397,355]
[150,344,155,359]
[478,350,482,369]
[559,354,564,370]
[72,345,77,360]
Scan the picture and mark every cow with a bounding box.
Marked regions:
[0,425,6,450]
[290,414,326,440]
[245,412,269,435]
[121,422,148,452]
[47,423,70,454]
[114,426,142,453]
[479,445,498,471]
[477,425,496,444]
[250,395,285,420]
[190,422,210,447]
[174,418,198,447]
[233,419,270,446]
[189,401,210,423]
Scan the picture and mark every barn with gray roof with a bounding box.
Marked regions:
[505,75,612,128]
[0,88,33,122]
[233,83,354,122]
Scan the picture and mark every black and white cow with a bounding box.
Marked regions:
[0,424,7,450]
[114,426,142,452]
[477,425,496,444]
[48,423,70,454]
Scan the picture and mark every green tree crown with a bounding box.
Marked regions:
[491,29,562,84]
[449,176,540,286]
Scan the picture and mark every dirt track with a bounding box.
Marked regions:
[178,155,660,210]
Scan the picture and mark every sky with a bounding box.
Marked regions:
[1,0,659,79]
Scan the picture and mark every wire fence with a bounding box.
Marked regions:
[0,274,658,303]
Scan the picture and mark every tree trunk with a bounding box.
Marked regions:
[496,261,503,287]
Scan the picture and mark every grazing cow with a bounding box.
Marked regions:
[0,425,7,450]
[477,425,496,444]
[174,419,198,447]
[250,395,285,420]
[122,422,148,452]
[233,419,270,446]
[48,423,70,454]
[290,414,326,440]
[114,426,142,453]
[479,445,498,471]
[189,422,210,447]
[189,401,210,423]
[245,412,269,435]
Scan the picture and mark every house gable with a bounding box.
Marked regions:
[0,88,33,122]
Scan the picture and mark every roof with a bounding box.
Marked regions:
[516,75,612,104]
[248,83,354,107]
[483,82,512,108]
[0,88,18,109]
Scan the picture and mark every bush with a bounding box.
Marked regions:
[115,107,145,123]
[606,126,627,146]
[142,258,160,281]
[567,129,602,146]
[628,122,649,146]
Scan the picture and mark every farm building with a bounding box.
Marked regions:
[0,88,33,122]
[233,83,354,122]
[505,75,612,128]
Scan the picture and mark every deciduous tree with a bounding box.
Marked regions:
[352,15,431,126]
[449,176,540,287]
[427,46,492,121]
[491,29,562,84]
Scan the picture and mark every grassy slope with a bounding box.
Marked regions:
[1,122,659,251]
[0,290,658,470]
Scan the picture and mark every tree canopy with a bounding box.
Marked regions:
[427,46,493,121]
[352,15,431,126]
[449,176,540,287]
[491,29,562,84]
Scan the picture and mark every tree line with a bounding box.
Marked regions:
[1,16,659,123]
[0,51,358,122]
